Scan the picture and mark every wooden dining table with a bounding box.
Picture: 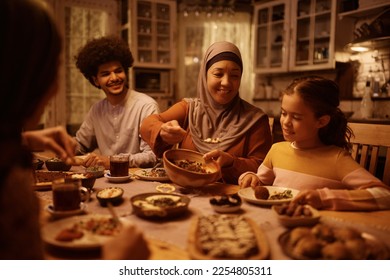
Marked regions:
[34,165,390,260]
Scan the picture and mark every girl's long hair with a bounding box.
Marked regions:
[282,76,353,151]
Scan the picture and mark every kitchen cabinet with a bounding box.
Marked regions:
[253,0,290,73]
[253,0,337,73]
[121,0,176,106]
[128,0,176,68]
[290,0,336,71]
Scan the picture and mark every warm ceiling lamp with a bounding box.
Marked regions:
[178,0,236,17]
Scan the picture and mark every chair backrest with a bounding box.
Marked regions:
[348,122,390,186]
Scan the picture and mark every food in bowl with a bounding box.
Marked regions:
[68,173,96,191]
[45,158,72,171]
[163,149,221,187]
[131,192,190,219]
[96,187,124,207]
[273,203,320,228]
[85,166,105,178]
[173,160,210,173]
[210,193,242,213]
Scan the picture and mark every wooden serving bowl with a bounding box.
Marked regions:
[163,149,221,188]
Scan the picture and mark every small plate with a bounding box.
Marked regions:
[272,204,320,228]
[104,173,131,183]
[134,168,170,182]
[238,186,299,206]
[211,204,242,213]
[46,203,87,219]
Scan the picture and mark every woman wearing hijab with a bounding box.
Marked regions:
[140,41,272,184]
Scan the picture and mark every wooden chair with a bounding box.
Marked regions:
[348,122,390,186]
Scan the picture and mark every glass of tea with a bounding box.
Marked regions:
[52,179,89,212]
[109,153,130,177]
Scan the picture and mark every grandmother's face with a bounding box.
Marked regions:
[206,60,241,105]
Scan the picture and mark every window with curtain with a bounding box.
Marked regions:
[177,12,254,102]
[64,6,111,133]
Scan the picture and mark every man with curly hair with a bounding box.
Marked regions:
[74,36,159,168]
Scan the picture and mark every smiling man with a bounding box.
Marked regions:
[74,36,159,169]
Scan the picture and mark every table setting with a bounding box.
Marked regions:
[33,149,390,260]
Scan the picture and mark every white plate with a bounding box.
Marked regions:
[46,203,87,219]
[104,173,131,183]
[134,168,170,182]
[238,186,299,206]
[41,214,126,250]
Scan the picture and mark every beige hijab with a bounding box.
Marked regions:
[186,41,266,154]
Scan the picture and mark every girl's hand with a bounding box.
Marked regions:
[292,190,323,209]
[239,173,260,189]
[160,120,186,145]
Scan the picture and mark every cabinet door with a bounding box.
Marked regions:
[132,0,176,68]
[289,0,336,71]
[253,0,290,73]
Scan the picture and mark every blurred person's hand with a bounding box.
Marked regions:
[22,126,77,162]
[102,222,150,260]
[160,120,186,145]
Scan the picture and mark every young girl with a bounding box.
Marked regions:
[239,76,390,211]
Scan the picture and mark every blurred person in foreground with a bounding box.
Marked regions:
[239,76,390,211]
[74,36,159,169]
[140,41,272,184]
[0,0,149,260]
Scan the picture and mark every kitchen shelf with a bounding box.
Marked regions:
[338,3,390,19]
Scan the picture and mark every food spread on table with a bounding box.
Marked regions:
[140,168,167,178]
[254,186,293,200]
[37,165,389,260]
[188,214,269,260]
[133,194,186,211]
[55,216,122,242]
[173,159,210,173]
[279,223,390,260]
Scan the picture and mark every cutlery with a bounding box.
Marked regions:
[107,202,122,226]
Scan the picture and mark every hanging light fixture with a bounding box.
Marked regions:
[178,0,236,18]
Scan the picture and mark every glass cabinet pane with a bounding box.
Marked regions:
[156,3,169,20]
[291,0,335,70]
[254,2,288,73]
[133,0,175,67]
[137,1,151,18]
[256,25,268,68]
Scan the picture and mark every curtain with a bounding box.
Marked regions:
[177,12,254,102]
